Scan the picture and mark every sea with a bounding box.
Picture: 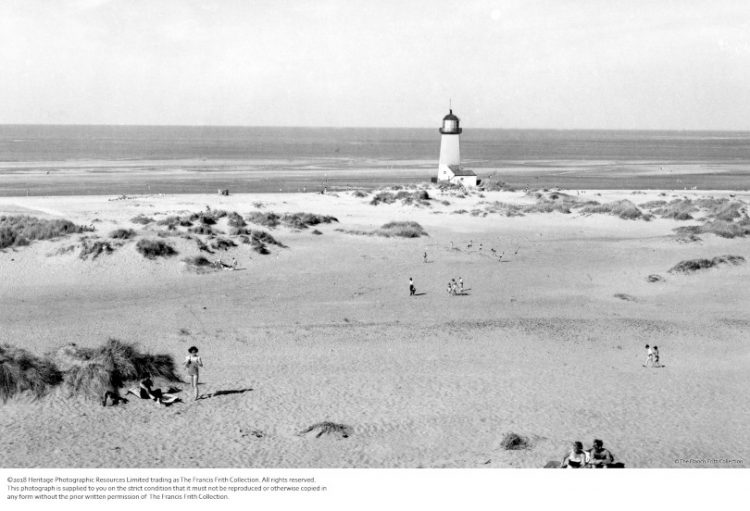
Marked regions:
[1,125,750,195]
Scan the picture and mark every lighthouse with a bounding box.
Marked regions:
[437,108,476,186]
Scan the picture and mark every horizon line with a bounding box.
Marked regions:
[1,123,750,133]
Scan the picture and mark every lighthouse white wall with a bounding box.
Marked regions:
[438,134,461,180]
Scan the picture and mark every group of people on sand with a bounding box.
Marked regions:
[447,277,464,296]
[643,344,663,368]
[560,439,621,468]
[102,346,204,407]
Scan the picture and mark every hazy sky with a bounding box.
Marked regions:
[2,0,749,129]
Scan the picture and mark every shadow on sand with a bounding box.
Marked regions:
[200,388,254,400]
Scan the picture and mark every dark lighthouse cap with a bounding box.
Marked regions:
[440,109,462,134]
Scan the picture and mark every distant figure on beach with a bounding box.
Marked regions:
[643,344,654,367]
[409,277,415,296]
[232,257,238,270]
[184,346,204,400]
[423,250,428,263]
[587,439,615,468]
[560,441,590,468]
[652,345,661,367]
[447,281,453,295]
[458,277,464,293]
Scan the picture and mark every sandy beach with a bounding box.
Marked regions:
[2,184,749,468]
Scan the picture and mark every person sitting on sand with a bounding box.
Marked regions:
[643,344,654,367]
[101,387,128,407]
[587,439,615,468]
[560,441,590,468]
[184,346,203,400]
[125,377,165,405]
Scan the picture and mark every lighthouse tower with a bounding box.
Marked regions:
[437,108,476,186]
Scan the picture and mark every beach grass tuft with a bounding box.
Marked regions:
[298,421,352,439]
[500,432,530,450]
[51,339,181,400]
[0,215,92,249]
[136,239,177,259]
[668,255,745,274]
[109,228,136,239]
[0,344,63,402]
[130,214,155,225]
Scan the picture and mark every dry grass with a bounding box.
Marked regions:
[377,221,428,238]
[0,215,92,249]
[479,175,516,192]
[136,239,177,259]
[211,237,237,250]
[130,214,154,225]
[298,421,352,439]
[369,190,431,207]
[646,199,697,220]
[245,211,338,230]
[579,199,649,220]
[109,228,136,239]
[674,219,750,239]
[0,344,63,401]
[50,339,181,400]
[614,293,637,301]
[668,255,745,274]
[500,432,530,450]
[227,212,246,228]
[183,255,219,273]
[188,224,219,236]
[338,221,428,238]
[79,238,115,260]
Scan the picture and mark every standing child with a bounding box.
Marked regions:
[643,344,654,367]
[409,277,415,296]
[184,346,204,400]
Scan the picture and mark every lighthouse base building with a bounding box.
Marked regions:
[436,109,476,187]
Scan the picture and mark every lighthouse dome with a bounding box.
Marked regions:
[443,110,460,122]
[439,109,462,134]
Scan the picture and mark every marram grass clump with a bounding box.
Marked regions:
[0,215,92,249]
[136,238,177,259]
[51,339,181,400]
[0,344,63,402]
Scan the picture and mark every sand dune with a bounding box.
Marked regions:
[1,188,749,468]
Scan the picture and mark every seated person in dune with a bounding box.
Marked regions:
[560,441,590,468]
[126,377,179,405]
[588,439,615,468]
[101,387,128,407]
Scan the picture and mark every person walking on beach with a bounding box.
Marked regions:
[652,345,661,367]
[184,346,203,400]
[423,250,428,263]
[409,277,416,296]
[643,344,654,367]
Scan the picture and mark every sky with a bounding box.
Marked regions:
[1,0,750,129]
